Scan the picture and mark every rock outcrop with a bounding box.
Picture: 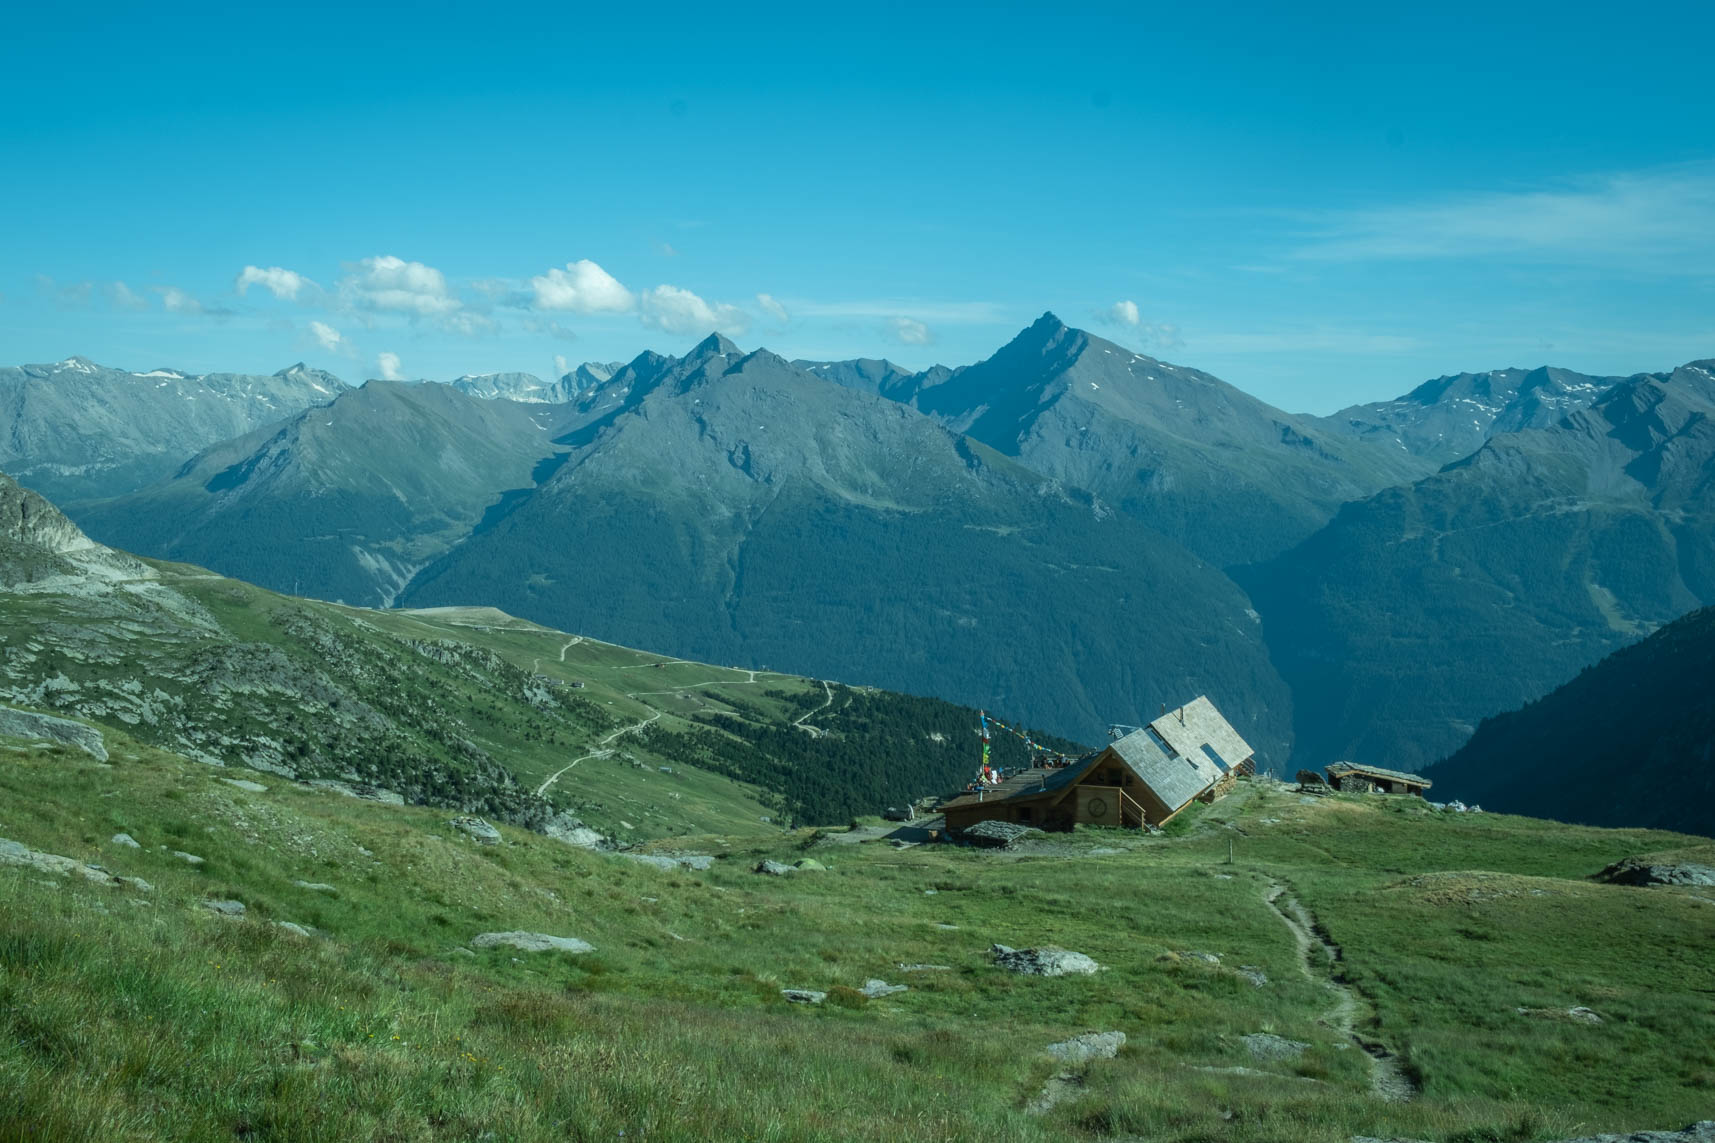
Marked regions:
[0,705,108,761]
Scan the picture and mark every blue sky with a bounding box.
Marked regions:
[4,1,1712,412]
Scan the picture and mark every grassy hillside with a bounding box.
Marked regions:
[0,547,1074,839]
[2,727,1710,1141]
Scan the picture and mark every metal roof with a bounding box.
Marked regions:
[1149,696,1254,770]
[941,753,1100,810]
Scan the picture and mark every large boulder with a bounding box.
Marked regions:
[991,944,1100,976]
[0,705,107,761]
[471,931,593,953]
[1595,858,1715,888]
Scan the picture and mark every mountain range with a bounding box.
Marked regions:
[10,319,1711,799]
[0,356,346,503]
[1242,359,1715,771]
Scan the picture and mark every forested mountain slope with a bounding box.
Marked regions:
[73,381,589,607]
[1425,605,1715,835]
[1243,360,1715,773]
[400,334,1291,754]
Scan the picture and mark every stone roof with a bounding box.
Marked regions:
[1326,761,1431,788]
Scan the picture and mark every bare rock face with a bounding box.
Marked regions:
[0,705,108,761]
[991,944,1100,976]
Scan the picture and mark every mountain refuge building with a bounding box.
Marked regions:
[942,696,1255,832]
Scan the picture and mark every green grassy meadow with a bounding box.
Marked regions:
[3,725,1711,1142]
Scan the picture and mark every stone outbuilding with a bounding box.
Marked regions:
[1324,761,1432,797]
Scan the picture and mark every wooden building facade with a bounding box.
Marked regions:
[943,696,1256,833]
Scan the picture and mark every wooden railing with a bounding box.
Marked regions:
[1118,789,1148,829]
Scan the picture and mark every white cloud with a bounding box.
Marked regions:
[109,281,148,311]
[377,351,403,381]
[530,259,636,314]
[341,255,461,317]
[1292,164,1715,271]
[640,285,749,336]
[890,317,934,346]
[1098,299,1141,327]
[236,265,313,300]
[1093,300,1181,350]
[554,354,570,377]
[309,320,343,352]
[756,293,790,323]
[155,286,203,314]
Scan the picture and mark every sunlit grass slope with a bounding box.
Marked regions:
[3,728,1711,1141]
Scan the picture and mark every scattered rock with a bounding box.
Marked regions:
[0,705,107,761]
[221,778,268,793]
[470,931,593,953]
[860,979,908,998]
[1595,858,1715,889]
[292,880,337,893]
[273,921,313,937]
[897,963,951,973]
[753,860,795,876]
[793,858,826,872]
[171,851,205,865]
[1236,965,1269,988]
[308,779,405,805]
[1242,1032,1308,1061]
[1,836,143,889]
[781,989,826,1004]
[1517,1005,1603,1025]
[620,853,714,871]
[1027,1072,1084,1115]
[203,899,246,917]
[448,816,502,845]
[111,833,141,849]
[1354,1124,1715,1143]
[991,944,1100,976]
[543,812,615,850]
[1183,950,1222,965]
[1045,1031,1126,1064]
